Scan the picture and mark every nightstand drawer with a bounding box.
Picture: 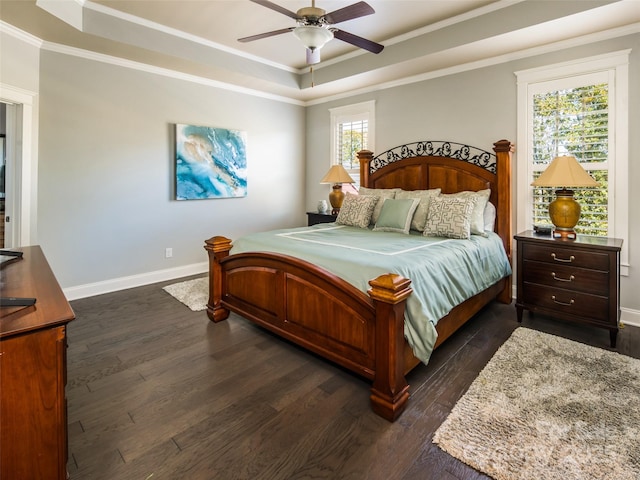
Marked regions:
[522,243,610,271]
[522,283,610,324]
[522,260,609,296]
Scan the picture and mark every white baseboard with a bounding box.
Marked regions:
[63,262,208,301]
[621,307,640,328]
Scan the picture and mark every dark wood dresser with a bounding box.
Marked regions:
[515,230,622,347]
[1,246,75,479]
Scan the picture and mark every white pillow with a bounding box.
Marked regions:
[423,195,475,240]
[442,189,491,236]
[335,193,379,229]
[484,201,496,232]
[358,187,400,225]
[373,198,421,234]
[395,188,441,232]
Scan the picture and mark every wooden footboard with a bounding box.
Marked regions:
[204,235,413,421]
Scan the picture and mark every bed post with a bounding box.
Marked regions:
[357,149,373,188]
[493,139,514,304]
[368,273,413,421]
[203,236,232,323]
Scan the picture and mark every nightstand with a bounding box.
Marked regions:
[515,230,623,347]
[307,212,337,226]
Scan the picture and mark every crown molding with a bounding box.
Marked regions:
[2,17,639,107]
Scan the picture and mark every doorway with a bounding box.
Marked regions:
[0,101,17,249]
[1,103,6,247]
[1,133,5,248]
[0,84,36,249]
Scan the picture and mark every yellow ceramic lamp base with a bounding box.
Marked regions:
[549,189,580,239]
[328,185,345,215]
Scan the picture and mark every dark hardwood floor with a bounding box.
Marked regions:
[66,277,639,480]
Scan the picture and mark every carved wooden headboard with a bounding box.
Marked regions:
[356,139,514,302]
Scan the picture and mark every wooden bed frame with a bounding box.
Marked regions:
[205,139,514,422]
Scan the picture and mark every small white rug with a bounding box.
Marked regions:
[162,277,208,311]
[433,327,640,480]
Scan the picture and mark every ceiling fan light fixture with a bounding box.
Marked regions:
[306,48,321,65]
[293,25,333,51]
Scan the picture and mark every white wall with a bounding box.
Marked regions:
[306,34,640,321]
[0,32,40,92]
[0,32,40,248]
[34,52,305,294]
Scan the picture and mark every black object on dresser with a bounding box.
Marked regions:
[515,230,623,347]
[307,212,338,226]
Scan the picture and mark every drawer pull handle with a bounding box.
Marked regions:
[551,295,574,307]
[551,253,575,263]
[551,272,575,282]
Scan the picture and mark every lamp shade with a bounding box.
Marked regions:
[293,25,333,51]
[320,164,355,184]
[531,156,599,188]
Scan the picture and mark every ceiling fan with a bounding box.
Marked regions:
[238,0,384,65]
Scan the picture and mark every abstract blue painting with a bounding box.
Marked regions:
[175,124,247,200]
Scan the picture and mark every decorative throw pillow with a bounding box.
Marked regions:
[358,187,400,225]
[423,195,475,239]
[373,198,421,234]
[442,189,491,236]
[335,193,379,228]
[395,188,441,232]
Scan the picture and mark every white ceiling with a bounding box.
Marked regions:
[1,0,639,103]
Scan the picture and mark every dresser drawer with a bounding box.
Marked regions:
[521,260,609,296]
[521,243,610,271]
[521,282,611,325]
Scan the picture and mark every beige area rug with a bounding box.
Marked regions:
[433,328,640,480]
[162,277,208,311]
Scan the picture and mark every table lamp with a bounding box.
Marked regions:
[320,164,355,215]
[531,155,599,240]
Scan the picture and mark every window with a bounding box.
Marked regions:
[516,51,629,273]
[330,101,375,191]
[531,80,609,236]
[337,118,367,171]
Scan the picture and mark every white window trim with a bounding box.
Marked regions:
[515,50,630,275]
[329,100,375,172]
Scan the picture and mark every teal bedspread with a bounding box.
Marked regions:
[231,224,511,364]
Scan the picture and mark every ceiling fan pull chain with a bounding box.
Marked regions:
[310,66,315,88]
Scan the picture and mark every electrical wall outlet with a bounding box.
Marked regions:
[165,248,173,258]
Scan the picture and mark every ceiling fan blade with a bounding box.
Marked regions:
[322,1,374,24]
[333,29,384,54]
[238,27,294,43]
[250,0,299,20]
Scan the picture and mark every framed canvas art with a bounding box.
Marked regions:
[175,124,247,200]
